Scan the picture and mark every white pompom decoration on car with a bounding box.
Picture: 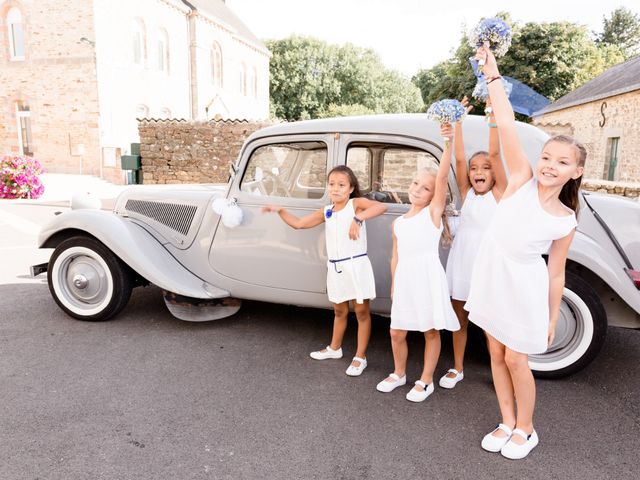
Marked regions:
[212,197,243,228]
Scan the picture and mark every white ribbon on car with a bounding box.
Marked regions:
[212,197,243,228]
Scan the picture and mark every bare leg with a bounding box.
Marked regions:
[388,328,408,377]
[351,300,372,367]
[486,333,516,438]
[416,329,441,389]
[327,301,349,351]
[504,347,536,444]
[446,300,468,377]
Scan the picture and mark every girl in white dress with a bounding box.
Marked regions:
[376,124,460,403]
[440,96,507,389]
[466,46,585,460]
[263,166,387,377]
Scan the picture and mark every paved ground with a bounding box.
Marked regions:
[1,284,639,480]
[1,176,639,479]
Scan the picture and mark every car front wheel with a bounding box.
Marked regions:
[528,271,607,378]
[47,236,133,321]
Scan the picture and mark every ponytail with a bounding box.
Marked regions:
[441,211,453,247]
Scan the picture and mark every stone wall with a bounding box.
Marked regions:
[533,90,640,182]
[582,179,640,199]
[138,119,273,184]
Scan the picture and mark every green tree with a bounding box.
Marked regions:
[412,16,625,115]
[597,7,640,59]
[267,36,423,121]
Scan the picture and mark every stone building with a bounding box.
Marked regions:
[0,0,270,182]
[533,55,640,183]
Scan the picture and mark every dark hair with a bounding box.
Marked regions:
[468,150,489,167]
[544,135,587,216]
[328,165,361,198]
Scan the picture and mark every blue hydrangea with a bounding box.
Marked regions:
[425,99,467,124]
[472,77,513,101]
[468,17,512,58]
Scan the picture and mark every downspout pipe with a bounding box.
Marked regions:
[181,0,198,119]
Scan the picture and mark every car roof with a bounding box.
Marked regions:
[247,113,549,161]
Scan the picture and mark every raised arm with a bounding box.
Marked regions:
[262,205,325,229]
[546,229,576,346]
[487,99,507,199]
[477,46,532,197]
[430,123,453,226]
[454,97,472,199]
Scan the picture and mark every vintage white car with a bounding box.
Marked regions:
[34,114,640,378]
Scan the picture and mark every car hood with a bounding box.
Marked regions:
[583,192,640,269]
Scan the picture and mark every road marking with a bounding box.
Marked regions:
[0,209,42,236]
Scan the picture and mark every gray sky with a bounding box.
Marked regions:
[227,0,638,76]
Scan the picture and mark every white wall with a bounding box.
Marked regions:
[193,16,269,120]
[92,0,191,153]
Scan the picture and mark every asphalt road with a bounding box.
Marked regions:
[1,282,639,480]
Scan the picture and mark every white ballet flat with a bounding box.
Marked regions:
[309,345,343,360]
[345,356,367,376]
[438,368,464,389]
[500,429,539,460]
[376,373,406,393]
[405,380,434,402]
[481,423,513,452]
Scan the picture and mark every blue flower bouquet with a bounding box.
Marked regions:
[426,99,466,147]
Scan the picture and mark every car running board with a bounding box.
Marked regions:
[163,291,241,322]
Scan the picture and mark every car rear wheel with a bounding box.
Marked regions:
[529,271,607,378]
[47,236,133,321]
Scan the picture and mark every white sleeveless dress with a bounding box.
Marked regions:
[446,189,498,301]
[391,206,460,332]
[465,179,577,354]
[324,199,376,304]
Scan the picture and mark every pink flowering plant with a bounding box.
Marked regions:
[0,154,45,199]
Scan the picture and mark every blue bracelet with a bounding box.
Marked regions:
[488,123,498,128]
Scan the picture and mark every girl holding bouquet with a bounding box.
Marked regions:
[440,96,507,389]
[376,123,460,402]
[466,46,585,459]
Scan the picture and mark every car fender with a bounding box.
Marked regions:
[569,230,640,314]
[38,210,228,299]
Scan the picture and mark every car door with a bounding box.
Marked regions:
[209,134,335,293]
[339,134,459,313]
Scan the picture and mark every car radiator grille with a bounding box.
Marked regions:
[125,200,198,236]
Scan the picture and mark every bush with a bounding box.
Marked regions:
[0,155,45,199]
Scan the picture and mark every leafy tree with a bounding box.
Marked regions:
[412,16,625,116]
[597,7,640,59]
[267,36,423,120]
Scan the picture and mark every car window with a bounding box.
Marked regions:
[241,141,327,199]
[347,143,445,204]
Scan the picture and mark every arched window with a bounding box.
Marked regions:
[239,62,247,96]
[251,66,258,98]
[132,19,146,65]
[156,29,169,73]
[210,42,223,87]
[135,104,149,118]
[7,7,25,60]
[159,107,171,118]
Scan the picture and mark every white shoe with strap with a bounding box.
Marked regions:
[438,368,464,389]
[376,373,406,392]
[500,429,539,459]
[481,423,513,452]
[345,356,367,376]
[405,380,434,402]
[309,345,343,360]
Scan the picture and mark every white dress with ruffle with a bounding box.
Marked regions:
[464,179,577,354]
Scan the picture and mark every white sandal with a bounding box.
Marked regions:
[481,423,513,452]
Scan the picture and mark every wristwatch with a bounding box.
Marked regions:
[353,216,363,226]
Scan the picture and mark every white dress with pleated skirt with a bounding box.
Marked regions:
[324,199,376,304]
[446,188,498,301]
[390,206,460,332]
[464,178,577,354]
